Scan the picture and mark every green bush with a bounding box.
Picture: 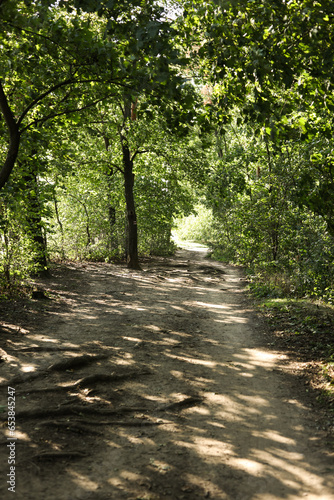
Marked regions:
[0,214,38,296]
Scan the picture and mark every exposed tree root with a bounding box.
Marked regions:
[198,265,226,275]
[72,370,151,387]
[16,386,82,395]
[10,395,203,422]
[11,346,80,353]
[75,419,164,427]
[38,421,104,435]
[158,396,203,412]
[48,353,109,371]
[15,370,151,394]
[2,355,113,387]
[12,404,149,420]
[32,451,87,460]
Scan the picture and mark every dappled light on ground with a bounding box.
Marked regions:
[0,249,333,499]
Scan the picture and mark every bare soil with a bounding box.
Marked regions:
[0,245,334,500]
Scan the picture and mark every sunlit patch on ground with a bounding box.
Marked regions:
[0,249,333,500]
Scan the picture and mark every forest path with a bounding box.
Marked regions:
[0,247,333,499]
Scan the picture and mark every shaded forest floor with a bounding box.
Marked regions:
[256,298,334,422]
[0,245,334,499]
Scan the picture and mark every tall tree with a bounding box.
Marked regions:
[0,0,123,189]
[180,0,334,235]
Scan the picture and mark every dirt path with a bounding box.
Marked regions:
[0,246,333,500]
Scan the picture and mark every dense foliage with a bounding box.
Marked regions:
[0,0,334,302]
[173,0,334,302]
[198,121,334,302]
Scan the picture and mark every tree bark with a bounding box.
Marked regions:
[122,142,141,270]
[120,97,141,270]
[22,166,49,276]
[103,137,118,254]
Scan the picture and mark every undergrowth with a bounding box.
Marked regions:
[255,296,334,434]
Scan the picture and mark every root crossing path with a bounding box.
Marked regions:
[0,246,333,500]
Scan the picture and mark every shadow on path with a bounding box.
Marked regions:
[0,248,333,499]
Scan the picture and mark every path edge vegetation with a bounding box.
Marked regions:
[253,294,334,444]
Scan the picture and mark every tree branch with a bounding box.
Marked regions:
[18,78,75,127]
[20,92,119,132]
[0,81,21,189]
[18,77,126,129]
[110,162,124,175]
[131,149,149,162]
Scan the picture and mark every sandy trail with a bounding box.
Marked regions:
[0,245,333,499]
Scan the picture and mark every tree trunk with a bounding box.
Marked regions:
[19,157,49,276]
[54,193,66,260]
[122,143,141,270]
[103,138,118,254]
[24,171,49,276]
[108,205,117,253]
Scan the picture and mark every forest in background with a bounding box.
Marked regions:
[1,0,334,306]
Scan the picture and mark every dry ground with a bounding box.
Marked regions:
[0,244,334,500]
